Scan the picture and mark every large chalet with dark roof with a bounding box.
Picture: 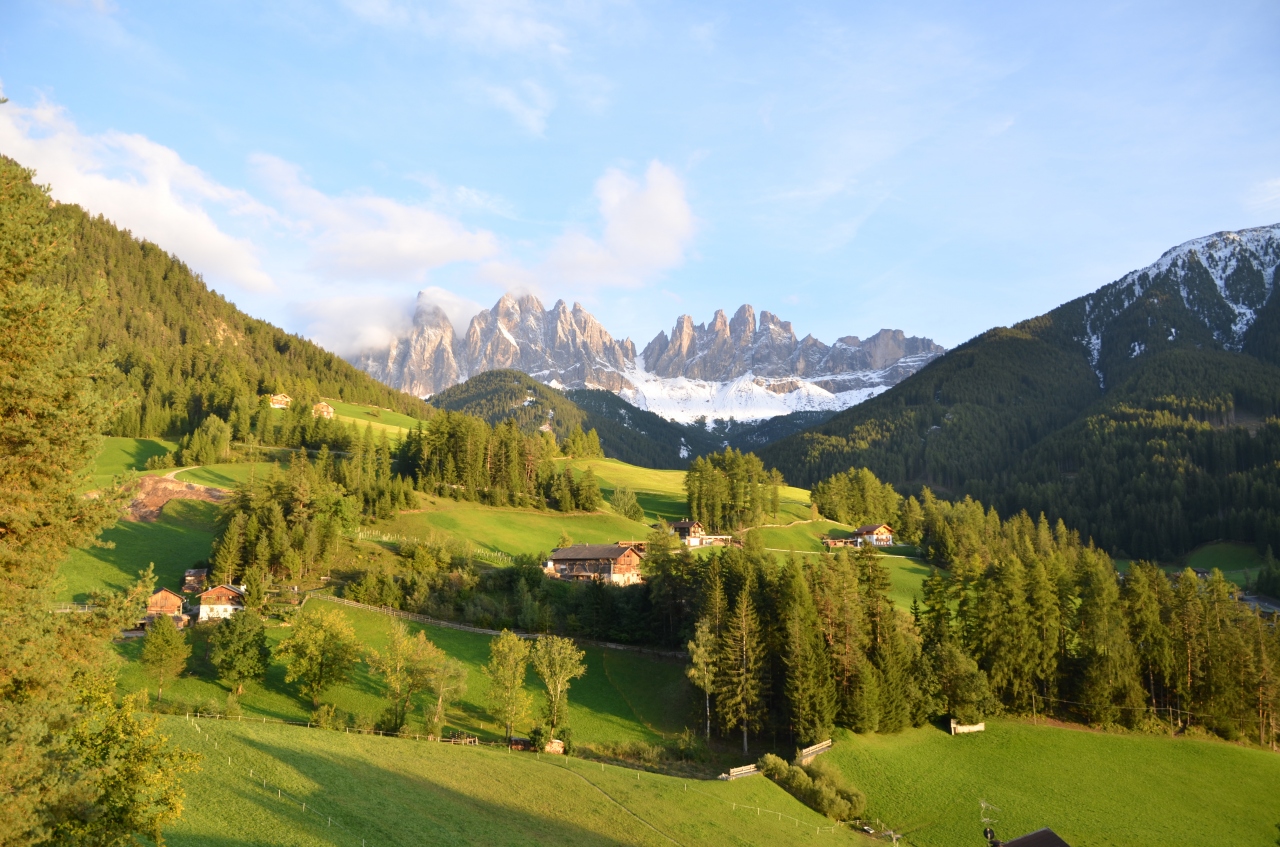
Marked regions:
[545,544,644,586]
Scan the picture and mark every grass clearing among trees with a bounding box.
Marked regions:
[89,436,179,488]
[826,719,1280,847]
[59,500,218,602]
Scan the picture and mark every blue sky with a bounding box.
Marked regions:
[2,0,1278,355]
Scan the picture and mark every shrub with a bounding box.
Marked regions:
[757,753,866,821]
[145,452,175,470]
[528,725,547,753]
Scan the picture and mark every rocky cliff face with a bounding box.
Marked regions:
[352,294,944,421]
[354,293,636,397]
[640,304,944,386]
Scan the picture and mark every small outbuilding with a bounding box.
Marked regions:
[197,584,246,621]
[312,401,335,419]
[182,568,209,593]
[145,588,189,628]
[546,544,644,586]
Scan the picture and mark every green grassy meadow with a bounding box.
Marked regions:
[826,719,1280,847]
[59,499,218,602]
[384,497,652,556]
[161,717,854,847]
[175,462,282,489]
[326,398,424,437]
[566,458,814,524]
[118,598,689,746]
[1184,541,1263,588]
[89,436,179,489]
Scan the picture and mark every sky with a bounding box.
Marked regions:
[1,0,1278,356]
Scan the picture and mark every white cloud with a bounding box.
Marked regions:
[414,286,486,334]
[481,80,555,135]
[251,154,499,281]
[0,98,275,291]
[299,293,417,356]
[545,160,696,287]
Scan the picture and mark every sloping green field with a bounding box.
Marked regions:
[827,720,1280,847]
[117,598,690,746]
[162,717,855,847]
[89,436,179,489]
[175,462,281,488]
[384,498,651,556]
[60,499,217,602]
[566,458,814,524]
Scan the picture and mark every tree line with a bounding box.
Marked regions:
[684,448,783,533]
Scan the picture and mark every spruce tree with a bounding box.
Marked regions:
[209,611,270,695]
[781,562,836,745]
[978,557,1035,710]
[850,660,881,733]
[1124,562,1174,710]
[717,585,767,754]
[211,512,246,585]
[141,615,191,702]
[1075,553,1143,725]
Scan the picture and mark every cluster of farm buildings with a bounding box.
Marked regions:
[267,393,335,419]
[542,522,895,587]
[141,523,896,627]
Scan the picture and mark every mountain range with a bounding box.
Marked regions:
[761,222,1280,560]
[353,295,944,423]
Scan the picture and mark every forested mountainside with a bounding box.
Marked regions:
[428,370,712,468]
[763,224,1280,560]
[35,196,434,438]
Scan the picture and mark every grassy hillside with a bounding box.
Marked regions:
[118,598,690,746]
[161,717,854,847]
[90,436,180,488]
[59,499,217,603]
[827,719,1280,847]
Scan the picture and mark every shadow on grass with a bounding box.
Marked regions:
[189,734,642,847]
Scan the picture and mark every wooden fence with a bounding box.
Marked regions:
[797,739,832,764]
[719,764,759,781]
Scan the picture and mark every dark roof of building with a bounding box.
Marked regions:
[854,524,893,534]
[150,588,184,600]
[1004,828,1072,847]
[550,544,634,561]
[199,584,245,600]
[671,520,702,529]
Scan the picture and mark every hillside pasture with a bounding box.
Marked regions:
[89,436,179,489]
[1184,541,1263,587]
[827,719,1280,847]
[326,398,424,436]
[175,461,282,489]
[566,457,814,524]
[161,717,857,846]
[116,598,690,747]
[384,498,650,557]
[59,499,218,602]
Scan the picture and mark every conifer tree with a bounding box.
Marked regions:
[211,512,246,585]
[575,468,603,511]
[0,156,193,845]
[141,615,191,702]
[978,557,1035,710]
[781,561,836,745]
[1124,562,1174,710]
[1075,553,1143,725]
[717,585,767,754]
[850,660,881,733]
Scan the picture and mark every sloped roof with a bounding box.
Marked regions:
[854,524,893,534]
[1004,829,1072,847]
[198,584,245,601]
[551,544,633,561]
[671,520,702,529]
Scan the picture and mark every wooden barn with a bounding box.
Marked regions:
[545,544,644,586]
[144,588,189,628]
[312,401,335,419]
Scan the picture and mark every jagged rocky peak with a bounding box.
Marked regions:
[640,304,941,382]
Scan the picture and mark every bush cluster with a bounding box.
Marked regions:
[757,754,866,821]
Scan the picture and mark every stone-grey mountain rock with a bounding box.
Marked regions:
[640,306,944,383]
[352,294,944,422]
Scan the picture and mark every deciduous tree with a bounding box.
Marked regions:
[484,630,532,741]
[275,605,361,707]
[531,635,587,734]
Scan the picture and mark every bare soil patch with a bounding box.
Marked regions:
[126,474,228,522]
